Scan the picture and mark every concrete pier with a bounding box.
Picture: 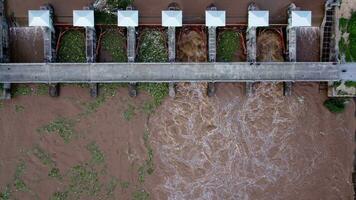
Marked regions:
[246,3,258,96]
[168,26,176,97]
[0,0,10,99]
[285,3,298,96]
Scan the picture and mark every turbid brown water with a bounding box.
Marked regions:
[257,29,285,62]
[148,83,355,199]
[9,27,44,63]
[177,27,207,62]
[296,27,320,62]
[0,84,355,200]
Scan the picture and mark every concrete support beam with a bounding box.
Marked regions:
[40,4,58,97]
[127,26,137,96]
[168,26,177,98]
[0,0,10,99]
[285,3,298,96]
[245,3,259,96]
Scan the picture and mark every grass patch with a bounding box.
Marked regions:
[120,181,130,189]
[33,146,54,166]
[106,178,118,196]
[102,30,127,62]
[86,142,105,165]
[13,161,27,192]
[12,84,32,97]
[95,11,117,24]
[68,165,102,198]
[58,30,86,63]
[0,185,10,200]
[217,30,240,62]
[138,130,154,183]
[48,168,61,179]
[36,84,49,95]
[38,117,76,143]
[132,190,150,200]
[324,98,348,113]
[139,83,168,114]
[123,104,135,121]
[14,105,24,112]
[50,191,68,200]
[339,12,356,61]
[345,81,356,88]
[82,84,125,116]
[138,30,168,62]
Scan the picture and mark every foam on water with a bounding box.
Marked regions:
[149,83,351,200]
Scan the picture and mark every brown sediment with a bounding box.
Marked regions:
[0,85,155,200]
[177,27,207,62]
[257,28,285,62]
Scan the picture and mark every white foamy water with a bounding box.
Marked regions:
[149,83,353,200]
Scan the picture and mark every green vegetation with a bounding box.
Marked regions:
[217,30,240,62]
[58,30,86,63]
[0,185,10,200]
[138,130,154,183]
[13,161,27,192]
[123,104,136,121]
[107,0,133,10]
[36,84,49,95]
[120,181,130,189]
[86,142,105,165]
[38,117,76,143]
[50,191,68,200]
[14,105,24,112]
[48,168,61,179]
[139,83,169,114]
[339,12,356,61]
[345,81,356,88]
[33,146,54,166]
[68,165,101,198]
[102,30,127,62]
[12,84,32,97]
[138,30,168,62]
[133,190,150,200]
[324,98,348,113]
[95,11,117,24]
[82,84,126,115]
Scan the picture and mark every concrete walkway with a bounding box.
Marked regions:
[0,62,346,83]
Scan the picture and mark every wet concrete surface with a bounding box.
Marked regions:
[6,0,325,25]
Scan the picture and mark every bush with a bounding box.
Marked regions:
[217,30,239,62]
[95,11,117,24]
[107,0,133,10]
[345,81,356,88]
[138,30,168,62]
[323,98,347,113]
[58,31,86,63]
[101,30,127,62]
